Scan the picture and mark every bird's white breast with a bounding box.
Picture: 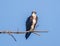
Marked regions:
[33,19,36,24]
[30,13,37,30]
[31,17,36,30]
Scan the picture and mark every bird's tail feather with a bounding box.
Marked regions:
[25,32,31,39]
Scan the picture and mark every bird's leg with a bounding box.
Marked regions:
[29,29,40,36]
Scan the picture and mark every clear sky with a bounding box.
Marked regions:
[0,0,60,46]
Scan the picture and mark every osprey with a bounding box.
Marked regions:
[25,10,38,39]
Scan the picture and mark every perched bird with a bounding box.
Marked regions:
[25,10,38,39]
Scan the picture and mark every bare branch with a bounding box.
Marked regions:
[0,30,48,41]
[0,30,48,34]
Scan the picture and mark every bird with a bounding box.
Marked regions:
[25,10,38,39]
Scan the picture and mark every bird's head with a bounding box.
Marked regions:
[32,10,36,14]
[32,10,37,17]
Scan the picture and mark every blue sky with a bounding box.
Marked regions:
[0,0,60,46]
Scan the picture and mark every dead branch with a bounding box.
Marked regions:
[0,30,48,34]
[0,30,48,41]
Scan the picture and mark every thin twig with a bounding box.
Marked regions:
[9,34,16,41]
[33,32,40,36]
